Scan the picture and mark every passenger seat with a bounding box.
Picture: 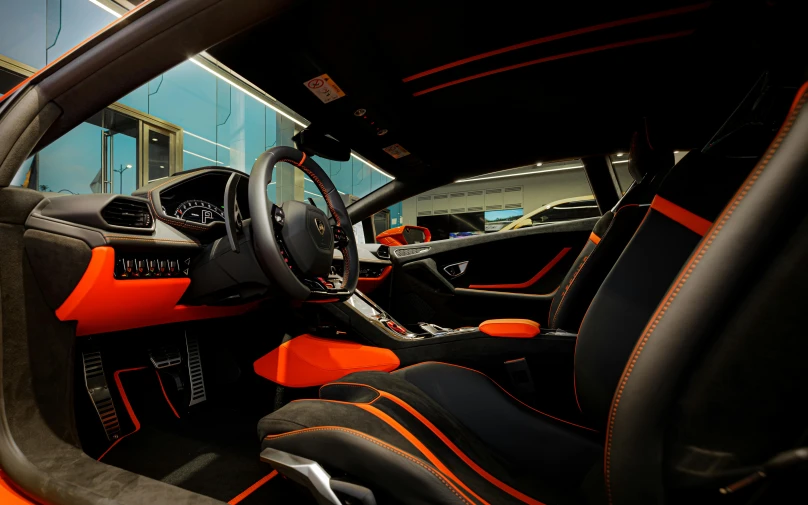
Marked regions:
[547,124,673,331]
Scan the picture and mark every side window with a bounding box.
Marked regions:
[396,159,597,241]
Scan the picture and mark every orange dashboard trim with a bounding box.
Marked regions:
[254,334,400,387]
[357,265,393,294]
[55,247,258,336]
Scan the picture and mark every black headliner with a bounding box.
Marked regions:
[209,0,801,187]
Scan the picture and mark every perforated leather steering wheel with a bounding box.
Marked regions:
[248,147,358,301]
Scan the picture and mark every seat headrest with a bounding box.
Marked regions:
[627,120,674,184]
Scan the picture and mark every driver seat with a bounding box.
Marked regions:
[257,86,808,505]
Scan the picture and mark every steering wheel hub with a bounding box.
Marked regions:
[278,200,334,277]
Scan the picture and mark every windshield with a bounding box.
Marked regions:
[1,2,399,218]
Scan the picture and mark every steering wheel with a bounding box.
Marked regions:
[248,146,358,302]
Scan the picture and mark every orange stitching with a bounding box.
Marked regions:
[604,84,808,504]
[552,255,589,327]
[104,235,198,244]
[265,427,474,505]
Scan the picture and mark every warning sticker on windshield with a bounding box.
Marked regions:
[383,144,410,159]
[303,74,345,104]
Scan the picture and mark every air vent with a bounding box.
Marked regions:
[101,198,152,228]
[376,245,390,259]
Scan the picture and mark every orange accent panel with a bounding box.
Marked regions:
[0,472,38,505]
[376,225,432,246]
[55,247,258,336]
[479,319,540,338]
[413,31,694,96]
[469,247,571,290]
[589,232,601,245]
[402,2,711,82]
[155,370,180,419]
[265,426,475,505]
[650,196,712,236]
[228,471,278,505]
[254,335,400,387]
[357,265,393,294]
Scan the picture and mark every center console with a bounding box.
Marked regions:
[341,290,479,340]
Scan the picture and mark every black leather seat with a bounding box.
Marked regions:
[258,84,806,505]
[547,124,673,332]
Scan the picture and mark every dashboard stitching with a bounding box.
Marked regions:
[104,235,198,245]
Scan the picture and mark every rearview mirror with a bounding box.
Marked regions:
[292,129,351,161]
[376,225,432,246]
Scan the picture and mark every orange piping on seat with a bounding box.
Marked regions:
[469,247,571,290]
[344,403,490,505]
[649,196,712,236]
[414,31,694,96]
[155,370,180,419]
[265,426,476,505]
[589,232,601,245]
[402,3,711,82]
[327,383,546,505]
[98,367,146,461]
[228,471,278,505]
[55,247,259,336]
[394,362,597,432]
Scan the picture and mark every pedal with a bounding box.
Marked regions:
[82,351,121,441]
[185,332,207,406]
[149,347,182,369]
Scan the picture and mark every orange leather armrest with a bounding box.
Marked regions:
[479,319,540,338]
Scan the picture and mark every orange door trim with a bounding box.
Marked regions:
[55,247,258,336]
[254,334,400,388]
[468,247,571,290]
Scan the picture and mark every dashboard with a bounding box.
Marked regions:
[136,169,251,235]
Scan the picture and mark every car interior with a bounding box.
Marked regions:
[1,1,808,505]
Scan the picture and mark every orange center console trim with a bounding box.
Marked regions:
[479,319,541,338]
[55,247,258,336]
[254,334,400,387]
[357,265,393,294]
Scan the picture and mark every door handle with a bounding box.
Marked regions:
[443,261,469,278]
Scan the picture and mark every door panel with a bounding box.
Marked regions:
[389,217,596,328]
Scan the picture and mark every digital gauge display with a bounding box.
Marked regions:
[173,200,225,224]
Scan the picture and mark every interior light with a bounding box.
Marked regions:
[536,162,543,166]
[152,138,158,142]
[673,150,680,154]
[611,160,629,164]
[616,153,624,157]
[160,165,165,169]
[87,0,122,18]
[126,164,132,168]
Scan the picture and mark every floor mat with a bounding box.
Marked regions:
[94,368,314,504]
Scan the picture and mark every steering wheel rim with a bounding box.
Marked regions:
[248,146,358,301]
